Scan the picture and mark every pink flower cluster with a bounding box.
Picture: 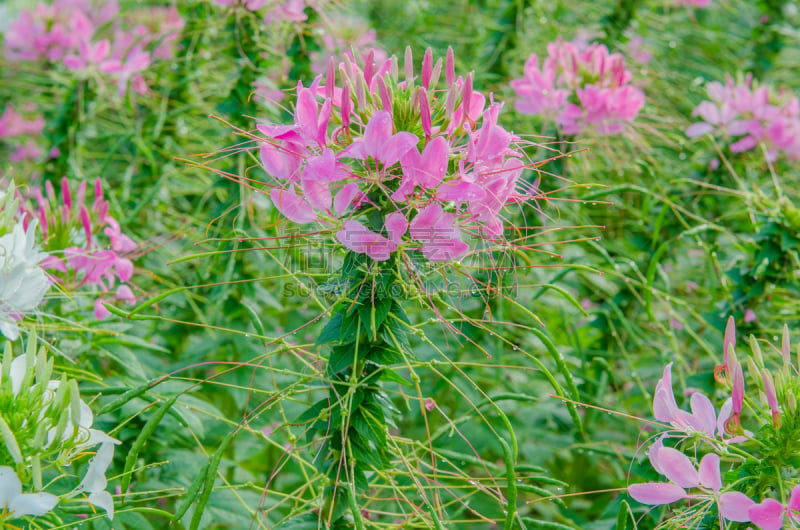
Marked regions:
[629,318,799,529]
[4,0,184,96]
[630,440,800,529]
[686,75,800,161]
[676,0,711,6]
[0,105,47,163]
[510,38,645,135]
[212,0,310,24]
[251,48,533,262]
[310,10,387,74]
[17,178,137,319]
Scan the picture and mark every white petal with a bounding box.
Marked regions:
[0,466,22,506]
[9,356,26,397]
[0,320,20,341]
[80,441,115,492]
[88,490,115,519]
[78,400,94,430]
[8,492,58,517]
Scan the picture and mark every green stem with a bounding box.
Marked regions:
[302,252,411,526]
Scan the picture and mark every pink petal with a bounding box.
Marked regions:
[723,316,736,367]
[114,257,134,283]
[648,438,666,475]
[363,110,393,158]
[269,188,317,224]
[384,212,408,244]
[300,174,331,212]
[418,136,449,187]
[749,498,784,530]
[698,453,721,492]
[336,220,395,261]
[260,142,303,181]
[690,393,717,436]
[686,122,714,137]
[409,204,443,240]
[94,298,111,320]
[719,491,755,522]
[333,183,362,216]
[730,136,758,152]
[436,181,486,202]
[731,362,745,415]
[788,485,800,522]
[116,285,135,303]
[654,447,699,488]
[422,238,469,261]
[653,363,679,423]
[628,483,687,505]
[295,86,320,143]
[381,131,419,168]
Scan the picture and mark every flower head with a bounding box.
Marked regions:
[686,75,800,161]
[511,38,645,135]
[0,467,58,519]
[0,218,50,341]
[247,47,539,264]
[16,178,137,319]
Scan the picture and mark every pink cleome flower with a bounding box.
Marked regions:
[686,75,800,161]
[511,38,645,135]
[17,178,137,319]
[249,48,537,263]
[5,1,184,97]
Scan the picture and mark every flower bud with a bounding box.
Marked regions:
[749,334,764,369]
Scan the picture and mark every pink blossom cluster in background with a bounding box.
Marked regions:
[252,6,385,106]
[3,0,184,97]
[17,178,138,319]
[0,105,47,163]
[676,0,711,7]
[212,0,310,25]
[686,75,800,161]
[511,38,645,135]
[310,10,387,74]
[253,48,535,262]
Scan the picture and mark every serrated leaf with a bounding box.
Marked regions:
[350,411,386,448]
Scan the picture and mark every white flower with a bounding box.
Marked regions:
[79,438,119,519]
[0,220,50,341]
[0,466,58,518]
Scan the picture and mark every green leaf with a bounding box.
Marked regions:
[317,312,344,345]
[375,366,412,386]
[340,305,361,344]
[616,500,636,530]
[359,296,392,339]
[328,344,357,376]
[368,345,405,366]
[349,436,386,469]
[294,398,330,426]
[350,411,386,448]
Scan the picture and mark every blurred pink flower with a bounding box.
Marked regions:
[511,38,644,135]
[686,75,800,160]
[17,178,137,319]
